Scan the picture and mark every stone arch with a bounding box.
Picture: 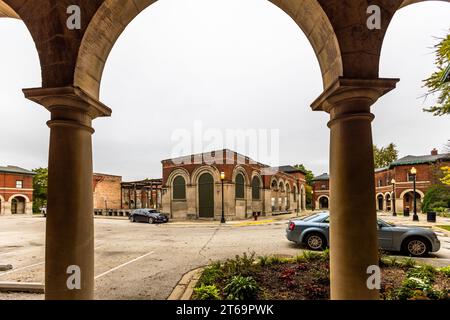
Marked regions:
[8,193,30,203]
[376,193,385,211]
[191,165,221,185]
[232,166,250,185]
[0,194,4,215]
[318,195,329,210]
[399,189,425,199]
[270,177,278,190]
[166,168,191,186]
[75,0,343,99]
[9,194,28,214]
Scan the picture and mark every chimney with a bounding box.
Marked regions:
[431,148,438,156]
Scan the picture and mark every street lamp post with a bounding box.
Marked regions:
[220,172,226,224]
[391,179,396,217]
[411,167,419,222]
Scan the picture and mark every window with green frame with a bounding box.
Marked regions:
[235,173,245,199]
[252,176,261,200]
[173,176,186,200]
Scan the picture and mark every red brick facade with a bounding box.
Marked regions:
[312,150,450,213]
[0,166,35,215]
[161,150,307,220]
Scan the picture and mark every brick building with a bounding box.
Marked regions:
[0,166,35,215]
[161,149,307,220]
[93,173,122,210]
[312,149,450,213]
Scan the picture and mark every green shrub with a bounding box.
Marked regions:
[193,284,221,300]
[422,185,450,212]
[258,255,270,267]
[268,256,283,265]
[321,248,330,261]
[224,276,259,300]
[222,252,258,277]
[302,250,322,262]
[294,254,306,264]
[199,262,223,286]
[439,266,450,277]
[401,257,416,269]
[406,265,436,284]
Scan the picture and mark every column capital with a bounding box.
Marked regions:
[311,77,400,113]
[23,86,112,119]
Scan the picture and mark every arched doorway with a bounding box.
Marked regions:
[386,194,392,212]
[403,191,422,213]
[319,196,329,210]
[11,196,26,214]
[377,195,384,211]
[198,173,214,218]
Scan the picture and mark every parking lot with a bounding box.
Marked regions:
[1,215,450,300]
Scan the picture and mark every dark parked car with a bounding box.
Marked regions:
[286,212,441,257]
[129,209,169,224]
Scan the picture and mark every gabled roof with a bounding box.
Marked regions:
[278,165,306,175]
[0,166,36,175]
[313,173,329,181]
[389,153,450,168]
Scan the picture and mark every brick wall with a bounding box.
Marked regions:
[93,174,122,209]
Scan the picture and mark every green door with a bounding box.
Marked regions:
[198,173,214,218]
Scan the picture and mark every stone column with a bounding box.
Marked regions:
[23,87,111,300]
[312,78,398,300]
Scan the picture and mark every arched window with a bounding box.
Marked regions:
[173,176,186,200]
[252,176,261,200]
[235,174,245,199]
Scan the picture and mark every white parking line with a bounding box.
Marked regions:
[0,262,44,278]
[95,251,155,280]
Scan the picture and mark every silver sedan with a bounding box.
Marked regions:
[286,212,441,257]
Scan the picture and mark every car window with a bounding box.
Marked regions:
[301,213,327,222]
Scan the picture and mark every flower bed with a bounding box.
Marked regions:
[192,251,450,300]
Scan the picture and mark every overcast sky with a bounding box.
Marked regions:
[0,0,449,181]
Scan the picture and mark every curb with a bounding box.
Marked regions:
[167,267,204,300]
[434,226,450,237]
[0,282,44,294]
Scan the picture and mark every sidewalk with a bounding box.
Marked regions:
[377,211,450,230]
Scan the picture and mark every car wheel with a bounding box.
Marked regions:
[148,218,154,224]
[305,233,326,251]
[131,216,135,223]
[403,237,430,257]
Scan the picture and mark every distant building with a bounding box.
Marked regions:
[312,149,450,213]
[0,166,35,215]
[121,179,162,210]
[161,149,307,220]
[93,173,162,212]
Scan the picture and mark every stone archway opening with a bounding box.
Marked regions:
[403,191,423,213]
[198,172,215,218]
[11,196,26,214]
[386,194,392,212]
[319,196,329,210]
[377,195,385,211]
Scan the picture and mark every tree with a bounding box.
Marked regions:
[294,164,315,208]
[294,164,314,186]
[373,143,399,168]
[32,168,48,213]
[423,33,450,116]
[441,166,450,186]
[422,184,450,212]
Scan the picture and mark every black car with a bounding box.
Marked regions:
[129,209,169,224]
